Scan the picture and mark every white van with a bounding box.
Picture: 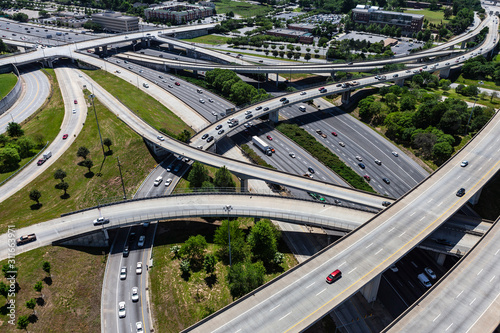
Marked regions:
[143,83,149,88]
[43,151,52,160]
[299,105,306,112]
[153,176,163,186]
[417,273,432,288]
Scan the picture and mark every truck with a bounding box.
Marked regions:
[16,233,36,246]
[252,136,272,156]
[37,151,52,166]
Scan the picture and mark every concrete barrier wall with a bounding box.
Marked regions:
[0,64,22,116]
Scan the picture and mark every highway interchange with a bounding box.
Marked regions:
[0,5,499,333]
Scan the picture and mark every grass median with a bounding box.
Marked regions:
[0,92,156,231]
[0,72,17,97]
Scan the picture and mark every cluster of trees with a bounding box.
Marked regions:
[276,123,375,192]
[0,261,51,329]
[345,20,402,38]
[230,34,296,47]
[446,8,474,35]
[327,39,394,60]
[205,69,269,106]
[214,19,246,34]
[187,162,236,190]
[172,219,284,298]
[358,84,493,165]
[0,122,44,173]
[461,56,500,83]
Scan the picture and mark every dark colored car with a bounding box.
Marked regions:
[218,129,224,135]
[358,163,365,169]
[245,114,253,119]
[326,269,342,283]
[383,177,391,184]
[206,136,214,142]
[456,188,465,197]
[201,134,209,140]
[282,99,289,104]
[382,201,391,207]
[308,167,315,174]
[279,97,287,102]
[263,107,269,111]
[123,245,129,257]
[175,82,180,86]
[37,159,45,166]
[215,125,222,130]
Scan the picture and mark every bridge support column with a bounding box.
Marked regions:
[468,186,483,205]
[193,70,198,76]
[240,178,249,192]
[439,67,451,78]
[147,39,151,47]
[265,73,268,82]
[276,73,279,87]
[437,253,446,266]
[102,46,108,54]
[341,91,351,104]
[269,110,279,123]
[168,43,174,51]
[94,47,99,53]
[360,274,381,303]
[395,78,405,87]
[461,41,467,49]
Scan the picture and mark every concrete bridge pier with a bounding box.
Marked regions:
[102,46,108,54]
[57,229,109,247]
[43,58,53,68]
[265,73,268,82]
[461,40,467,49]
[240,178,249,192]
[94,47,99,53]
[439,67,451,78]
[193,70,198,76]
[360,274,381,303]
[436,253,447,266]
[168,43,174,51]
[269,110,279,123]
[395,78,405,87]
[468,187,483,205]
[276,73,279,87]
[341,91,351,104]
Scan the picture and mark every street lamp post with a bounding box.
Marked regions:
[89,93,106,157]
[223,205,233,266]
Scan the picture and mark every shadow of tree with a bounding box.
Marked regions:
[204,274,217,288]
[43,276,52,286]
[28,314,38,324]
[36,297,45,306]
[30,203,42,210]
[181,271,191,281]
[60,193,70,200]
[84,171,94,179]
[104,150,113,156]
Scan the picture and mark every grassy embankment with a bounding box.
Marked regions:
[215,0,272,17]
[0,72,17,97]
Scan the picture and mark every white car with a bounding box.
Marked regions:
[120,267,127,280]
[165,178,172,187]
[131,287,139,302]
[289,152,296,158]
[300,91,306,95]
[157,135,164,141]
[392,151,398,157]
[199,99,205,103]
[136,321,144,332]
[138,235,145,248]
[461,160,469,167]
[72,108,76,114]
[355,156,362,162]
[93,217,109,226]
[118,301,126,318]
[136,262,143,274]
[425,267,437,279]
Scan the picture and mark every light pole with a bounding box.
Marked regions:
[223,205,233,266]
[117,156,126,199]
[89,93,106,157]
[464,81,483,136]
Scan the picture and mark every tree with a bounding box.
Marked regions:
[227,261,266,299]
[0,147,21,171]
[16,136,35,158]
[214,166,236,189]
[214,220,249,264]
[177,130,192,143]
[26,298,36,311]
[491,91,498,102]
[29,189,42,205]
[247,220,280,263]
[103,138,113,151]
[17,315,29,330]
[55,181,69,196]
[76,146,90,160]
[42,261,51,274]
[304,53,311,62]
[432,141,453,165]
[54,169,67,182]
[34,281,43,292]
[179,235,208,261]
[0,281,8,297]
[82,159,94,172]
[204,254,217,274]
[6,122,23,137]
[188,161,209,188]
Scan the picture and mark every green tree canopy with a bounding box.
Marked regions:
[214,166,236,189]
[6,122,23,137]
[29,189,42,205]
[247,220,280,263]
[227,261,266,299]
[187,161,209,188]
[179,235,208,261]
[77,146,90,160]
[214,220,249,264]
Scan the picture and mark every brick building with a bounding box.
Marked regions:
[144,3,214,24]
[352,5,424,34]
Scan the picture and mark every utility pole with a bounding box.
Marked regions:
[89,94,106,157]
[117,156,126,199]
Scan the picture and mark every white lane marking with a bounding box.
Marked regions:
[457,175,461,179]
[495,249,499,255]
[410,212,416,216]
[477,269,483,276]
[446,323,454,331]
[470,298,476,306]
[348,268,357,274]
[270,304,281,312]
[456,290,464,299]
[419,216,425,221]
[316,289,326,296]
[467,177,471,182]
[235,329,241,333]
[399,231,406,237]
[408,281,415,288]
[366,243,373,249]
[279,312,291,321]
[388,227,395,233]
[306,282,315,289]
[489,276,495,283]
[433,314,441,322]
[427,199,433,203]
[338,261,347,268]
[375,248,383,255]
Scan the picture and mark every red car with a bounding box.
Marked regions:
[37,159,45,166]
[364,175,371,181]
[326,269,342,284]
[74,99,77,104]
[267,135,273,141]
[175,82,180,86]
[331,131,337,136]
[62,134,69,140]
[318,87,325,91]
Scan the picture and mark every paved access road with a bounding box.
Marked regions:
[0,66,50,133]
[0,67,86,203]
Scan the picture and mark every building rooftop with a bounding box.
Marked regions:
[268,28,308,36]
[353,8,424,19]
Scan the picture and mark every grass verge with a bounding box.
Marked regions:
[276,122,375,193]
[0,72,17,97]
[0,92,157,231]
[0,245,106,332]
[175,163,242,192]
[183,35,232,45]
[0,69,63,184]
[455,74,500,92]
[150,219,297,332]
[403,9,449,25]
[83,70,193,138]
[240,144,276,169]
